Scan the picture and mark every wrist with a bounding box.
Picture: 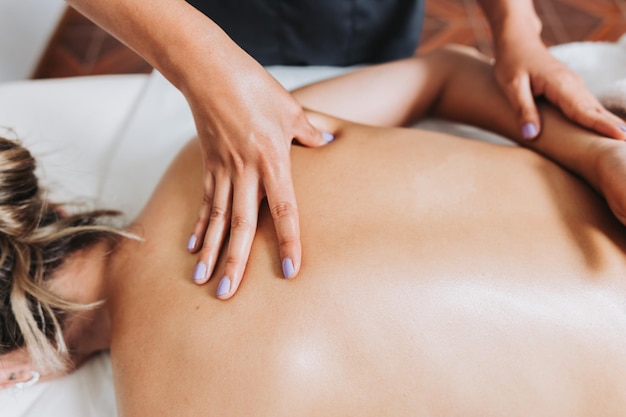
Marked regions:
[119,1,242,95]
[482,1,542,50]
[494,20,543,55]
[496,14,541,36]
[158,24,233,94]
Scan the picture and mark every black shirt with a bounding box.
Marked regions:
[186,0,425,66]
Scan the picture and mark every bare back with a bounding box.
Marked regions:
[107,114,626,417]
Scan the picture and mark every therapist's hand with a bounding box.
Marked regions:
[184,49,332,300]
[493,36,626,141]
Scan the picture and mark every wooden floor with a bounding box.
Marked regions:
[33,0,626,79]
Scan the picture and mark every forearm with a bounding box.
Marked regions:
[292,55,448,127]
[66,0,243,93]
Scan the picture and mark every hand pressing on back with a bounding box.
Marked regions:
[184,46,333,299]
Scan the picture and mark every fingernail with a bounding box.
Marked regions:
[322,131,335,143]
[282,257,295,279]
[217,276,231,297]
[187,234,197,251]
[521,123,538,140]
[193,262,207,282]
[619,125,626,133]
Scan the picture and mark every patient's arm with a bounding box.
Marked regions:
[428,47,626,224]
[292,44,625,137]
[291,55,447,127]
[293,46,626,226]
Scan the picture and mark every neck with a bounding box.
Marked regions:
[58,240,113,361]
[39,241,112,382]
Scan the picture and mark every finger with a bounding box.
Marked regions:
[547,87,626,140]
[215,176,260,299]
[264,163,301,281]
[193,175,232,284]
[607,116,626,140]
[499,72,541,140]
[187,172,215,253]
[292,113,335,147]
[574,104,626,140]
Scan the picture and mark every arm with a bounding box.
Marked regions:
[291,56,445,127]
[475,0,626,140]
[66,0,329,298]
[430,46,626,225]
[294,45,626,225]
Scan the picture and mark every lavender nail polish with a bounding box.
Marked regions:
[187,234,197,251]
[522,123,538,140]
[193,262,207,282]
[282,258,295,279]
[322,131,335,143]
[620,125,626,133]
[217,277,231,297]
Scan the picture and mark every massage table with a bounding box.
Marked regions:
[1,36,625,416]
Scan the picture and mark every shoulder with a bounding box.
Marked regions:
[131,138,203,228]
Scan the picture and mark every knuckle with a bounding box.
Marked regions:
[224,254,240,270]
[249,135,286,169]
[270,200,295,220]
[210,206,227,222]
[258,148,279,170]
[284,99,304,119]
[250,129,274,146]
[553,77,569,92]
[549,71,579,94]
[278,235,298,249]
[198,248,215,265]
[263,162,288,184]
[231,215,253,231]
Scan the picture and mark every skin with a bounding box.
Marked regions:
[0,242,111,389]
[109,125,626,417]
[3,46,626,414]
[65,0,626,299]
[475,0,626,141]
[291,46,626,227]
[65,0,326,298]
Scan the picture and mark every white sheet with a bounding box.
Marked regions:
[0,75,150,206]
[1,37,625,417]
[1,353,115,417]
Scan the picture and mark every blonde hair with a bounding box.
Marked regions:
[0,136,128,373]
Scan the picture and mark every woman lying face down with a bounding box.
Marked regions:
[1,45,626,415]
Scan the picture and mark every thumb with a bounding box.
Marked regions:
[293,116,335,148]
[500,73,542,140]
